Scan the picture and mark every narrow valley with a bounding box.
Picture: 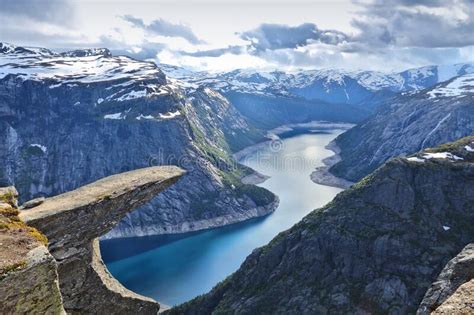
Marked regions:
[101,127,346,305]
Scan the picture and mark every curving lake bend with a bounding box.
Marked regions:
[101,127,346,306]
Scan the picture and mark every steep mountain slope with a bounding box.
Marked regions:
[161,65,369,129]
[169,137,474,315]
[0,43,277,239]
[223,92,367,129]
[331,73,474,182]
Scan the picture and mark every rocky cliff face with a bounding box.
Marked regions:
[1,165,184,314]
[0,43,277,239]
[169,137,474,315]
[418,243,474,314]
[331,74,474,182]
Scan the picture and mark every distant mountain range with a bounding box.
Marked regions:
[159,62,474,129]
[161,62,474,108]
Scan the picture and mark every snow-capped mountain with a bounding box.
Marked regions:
[331,72,474,182]
[161,63,474,107]
[426,73,474,99]
[0,42,182,109]
[0,42,277,240]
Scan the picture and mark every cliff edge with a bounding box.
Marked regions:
[1,166,184,314]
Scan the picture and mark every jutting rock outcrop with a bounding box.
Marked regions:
[0,43,276,241]
[169,137,474,315]
[1,165,184,314]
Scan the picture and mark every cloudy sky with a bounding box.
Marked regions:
[1,0,473,72]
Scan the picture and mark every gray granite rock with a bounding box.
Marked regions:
[21,197,46,209]
[20,166,185,314]
[331,79,474,182]
[169,137,474,315]
[417,243,474,314]
[0,246,66,314]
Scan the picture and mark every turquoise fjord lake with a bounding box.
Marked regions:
[100,129,344,306]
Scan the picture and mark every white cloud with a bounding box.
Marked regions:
[0,0,473,72]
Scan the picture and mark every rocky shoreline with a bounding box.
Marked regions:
[102,198,279,239]
[310,139,354,189]
[234,121,354,160]
[168,137,474,314]
[106,121,351,239]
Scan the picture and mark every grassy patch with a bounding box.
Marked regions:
[0,200,48,246]
[28,227,48,246]
[425,136,474,155]
[235,184,275,207]
[350,171,377,190]
[0,191,17,207]
[0,206,20,218]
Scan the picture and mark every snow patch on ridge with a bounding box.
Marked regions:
[0,43,164,85]
[159,110,181,119]
[407,151,464,163]
[427,74,474,99]
[104,112,125,120]
[136,114,155,120]
[422,152,463,160]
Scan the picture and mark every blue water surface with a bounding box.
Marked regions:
[101,130,344,306]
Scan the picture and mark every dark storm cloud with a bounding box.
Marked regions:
[0,0,75,25]
[239,23,348,51]
[122,15,204,44]
[352,0,474,48]
[179,23,349,58]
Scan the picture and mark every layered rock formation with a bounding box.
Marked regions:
[169,137,474,314]
[1,165,184,314]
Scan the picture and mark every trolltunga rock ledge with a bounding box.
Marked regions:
[19,166,185,314]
